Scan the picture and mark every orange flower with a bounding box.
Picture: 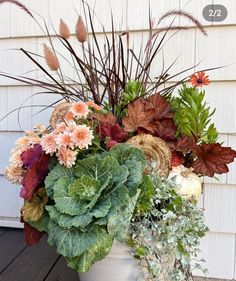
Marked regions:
[87,101,101,111]
[189,71,210,87]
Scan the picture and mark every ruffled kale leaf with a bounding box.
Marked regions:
[41,143,147,272]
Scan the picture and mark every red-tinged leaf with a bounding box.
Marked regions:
[171,152,184,167]
[147,93,173,120]
[175,136,197,152]
[24,223,43,246]
[21,144,42,168]
[94,112,116,124]
[109,124,129,142]
[122,98,155,132]
[22,162,40,201]
[193,143,236,177]
[21,153,50,201]
[106,139,118,149]
[154,119,177,140]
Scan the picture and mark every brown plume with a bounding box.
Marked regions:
[43,44,60,71]
[75,16,87,43]
[59,19,70,39]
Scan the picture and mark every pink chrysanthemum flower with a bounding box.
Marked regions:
[65,111,75,122]
[56,132,73,148]
[56,147,77,167]
[54,122,67,134]
[9,147,24,166]
[71,125,94,149]
[70,102,90,118]
[41,133,57,154]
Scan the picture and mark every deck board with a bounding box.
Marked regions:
[0,228,8,238]
[44,256,79,281]
[0,228,26,273]
[0,228,79,281]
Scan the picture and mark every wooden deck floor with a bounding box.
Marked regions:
[0,227,228,281]
[0,227,79,281]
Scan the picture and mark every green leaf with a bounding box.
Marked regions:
[28,213,49,232]
[47,220,97,258]
[135,175,155,214]
[53,176,88,216]
[45,164,74,199]
[46,206,93,229]
[68,176,100,201]
[107,190,140,242]
[108,144,146,195]
[66,226,113,272]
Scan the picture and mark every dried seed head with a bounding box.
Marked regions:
[43,44,59,71]
[75,16,87,43]
[59,19,70,39]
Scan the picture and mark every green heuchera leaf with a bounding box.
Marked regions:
[45,164,74,199]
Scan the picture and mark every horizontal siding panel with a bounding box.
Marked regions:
[0,132,23,174]
[204,82,236,134]
[204,134,228,184]
[127,0,180,30]
[31,86,62,126]
[204,183,236,233]
[6,86,33,131]
[212,0,236,25]
[0,176,22,219]
[9,0,49,37]
[195,26,236,81]
[0,87,8,131]
[0,3,11,38]
[180,0,213,26]
[0,38,38,86]
[227,135,236,184]
[193,232,235,279]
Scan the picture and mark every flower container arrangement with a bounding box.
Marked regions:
[3,1,236,280]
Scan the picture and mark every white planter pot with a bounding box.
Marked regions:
[78,241,175,281]
[78,241,140,281]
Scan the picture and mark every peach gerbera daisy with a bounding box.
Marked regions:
[189,71,210,87]
[71,125,94,149]
[41,133,57,154]
[65,111,75,121]
[70,102,90,118]
[56,147,77,167]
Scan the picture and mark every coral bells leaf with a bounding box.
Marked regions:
[122,98,155,132]
[147,93,173,120]
[21,144,43,168]
[171,152,184,167]
[154,119,177,140]
[175,136,197,152]
[193,143,236,177]
[24,223,43,246]
[21,153,50,201]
